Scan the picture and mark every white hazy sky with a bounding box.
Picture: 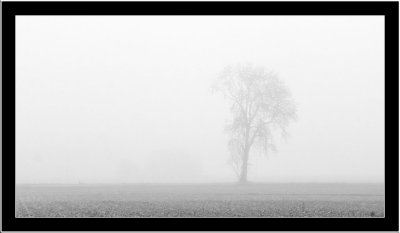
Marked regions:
[16,16,384,184]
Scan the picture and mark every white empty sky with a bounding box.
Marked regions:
[16,16,384,184]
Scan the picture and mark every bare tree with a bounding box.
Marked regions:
[213,64,297,184]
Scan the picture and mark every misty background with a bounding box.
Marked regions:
[16,16,384,184]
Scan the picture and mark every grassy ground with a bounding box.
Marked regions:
[15,183,384,217]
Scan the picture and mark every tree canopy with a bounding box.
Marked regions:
[213,63,297,183]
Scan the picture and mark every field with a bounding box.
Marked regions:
[16,183,384,217]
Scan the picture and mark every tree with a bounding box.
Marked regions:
[213,64,297,183]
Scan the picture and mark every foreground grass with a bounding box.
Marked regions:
[16,183,384,217]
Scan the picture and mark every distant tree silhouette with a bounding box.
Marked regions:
[213,64,297,183]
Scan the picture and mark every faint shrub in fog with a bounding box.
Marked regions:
[212,63,297,183]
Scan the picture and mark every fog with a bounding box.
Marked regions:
[16,16,384,184]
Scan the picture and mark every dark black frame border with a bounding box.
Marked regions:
[2,1,399,231]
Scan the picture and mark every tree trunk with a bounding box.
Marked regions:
[239,148,250,184]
